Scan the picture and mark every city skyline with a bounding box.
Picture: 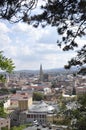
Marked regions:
[0,0,86,71]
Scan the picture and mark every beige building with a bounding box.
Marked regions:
[3,92,33,127]
[0,118,10,130]
[18,96,32,111]
[9,92,32,111]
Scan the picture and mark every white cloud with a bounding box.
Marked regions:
[0,20,83,70]
[18,44,34,56]
[6,46,18,57]
[12,22,57,45]
[12,22,30,32]
[0,34,11,47]
[0,22,12,52]
[0,22,10,33]
[29,27,49,41]
[76,38,86,49]
[41,51,76,69]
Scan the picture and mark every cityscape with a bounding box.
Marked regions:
[0,64,86,130]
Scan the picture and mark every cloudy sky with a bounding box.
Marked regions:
[0,0,85,71]
[0,20,77,71]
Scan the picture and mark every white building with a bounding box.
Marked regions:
[4,99,10,109]
[19,101,55,124]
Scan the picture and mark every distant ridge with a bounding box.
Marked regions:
[13,67,78,74]
[0,67,78,75]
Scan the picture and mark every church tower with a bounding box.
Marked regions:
[39,64,43,82]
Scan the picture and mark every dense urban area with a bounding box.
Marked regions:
[0,65,86,130]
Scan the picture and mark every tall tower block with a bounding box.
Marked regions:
[39,64,43,82]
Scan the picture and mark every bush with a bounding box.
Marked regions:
[33,92,44,101]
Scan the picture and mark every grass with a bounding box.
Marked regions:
[1,123,33,130]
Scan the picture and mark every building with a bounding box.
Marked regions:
[9,92,32,111]
[43,73,49,82]
[19,100,55,124]
[3,92,33,126]
[4,99,10,109]
[76,86,86,94]
[39,64,44,82]
[0,118,10,130]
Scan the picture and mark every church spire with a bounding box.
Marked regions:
[39,64,43,82]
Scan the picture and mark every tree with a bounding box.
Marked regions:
[33,92,44,101]
[0,0,38,23]
[72,87,76,95]
[29,0,86,72]
[0,51,15,81]
[70,94,86,130]
[0,88,10,95]
[0,101,7,117]
[51,80,57,88]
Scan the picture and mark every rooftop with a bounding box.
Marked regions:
[10,92,31,101]
[29,100,54,113]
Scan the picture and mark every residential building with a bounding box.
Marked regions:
[0,118,10,130]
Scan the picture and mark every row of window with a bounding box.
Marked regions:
[0,121,9,125]
[27,114,46,118]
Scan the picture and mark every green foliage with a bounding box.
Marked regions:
[10,125,26,130]
[71,109,80,119]
[1,124,32,130]
[10,88,16,94]
[33,92,44,101]
[51,81,57,88]
[2,127,8,130]
[71,94,86,130]
[53,117,70,126]
[77,116,86,130]
[77,94,86,108]
[1,125,26,130]
[0,51,15,82]
[59,101,66,113]
[0,88,10,95]
[0,51,15,73]
[72,87,76,95]
[0,101,7,118]
[57,94,86,130]
[0,75,6,82]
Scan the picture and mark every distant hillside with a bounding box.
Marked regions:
[13,67,78,75]
[0,67,78,76]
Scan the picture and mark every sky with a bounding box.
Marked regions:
[0,1,85,71]
[0,20,77,71]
